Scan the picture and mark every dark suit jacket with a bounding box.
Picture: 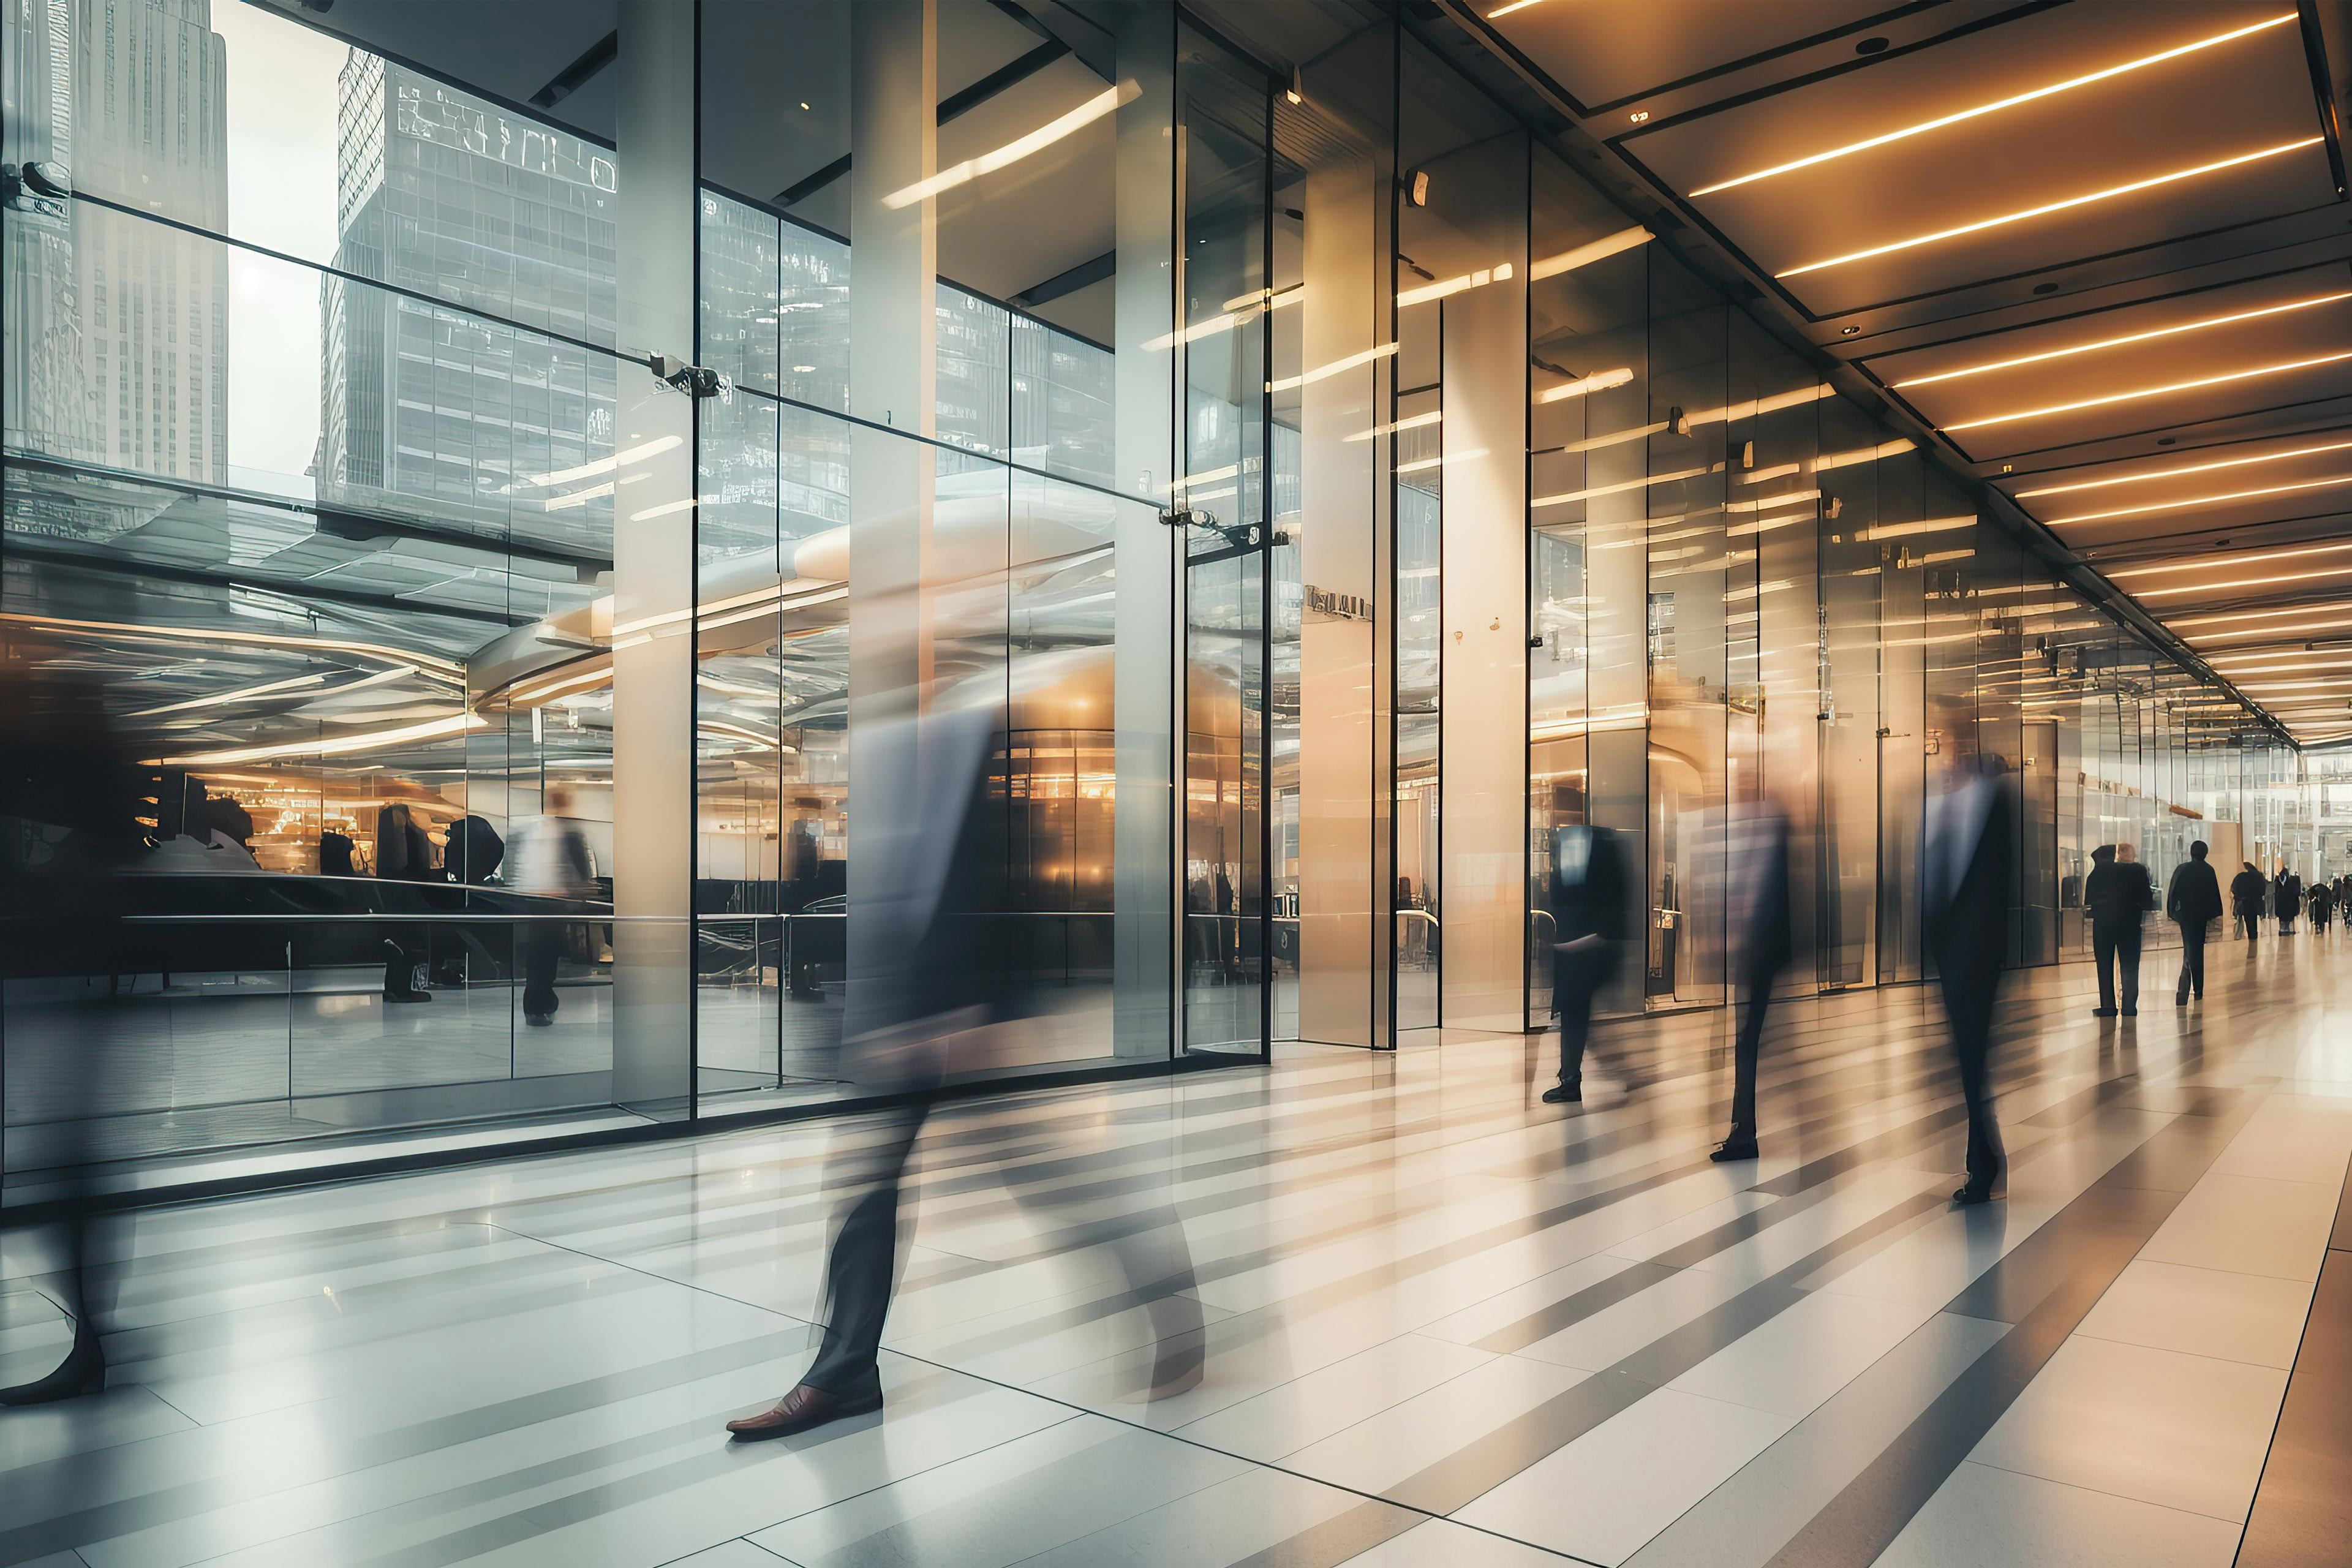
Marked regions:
[2084,860,2153,931]
[2231,869,2267,917]
[2166,860,2223,928]
[1925,777,2013,1000]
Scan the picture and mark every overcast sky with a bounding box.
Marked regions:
[213,0,346,490]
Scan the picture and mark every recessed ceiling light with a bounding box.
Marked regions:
[1945,349,2352,433]
[1894,291,2352,390]
[2015,435,2352,498]
[1855,36,1890,56]
[799,102,811,112]
[1779,138,2321,279]
[1687,13,2297,198]
[1841,325,1860,335]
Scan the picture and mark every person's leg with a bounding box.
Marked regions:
[2188,927,2207,997]
[0,1214,104,1404]
[2118,925,2142,1013]
[2093,925,2117,1012]
[1944,978,2003,1200]
[1717,958,1771,1157]
[521,923,559,1019]
[1548,950,1600,1100]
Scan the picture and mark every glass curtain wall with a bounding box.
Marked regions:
[1,0,1242,1193]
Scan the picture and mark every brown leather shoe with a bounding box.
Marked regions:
[723,1382,881,1441]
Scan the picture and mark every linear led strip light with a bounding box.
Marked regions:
[2041,469,2352,525]
[2015,435,2352,499]
[1896,292,2352,390]
[154,713,489,768]
[1779,138,2322,280]
[2111,539,2352,581]
[1948,350,2352,434]
[1689,13,2297,198]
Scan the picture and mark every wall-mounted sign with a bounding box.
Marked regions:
[1304,586,1371,622]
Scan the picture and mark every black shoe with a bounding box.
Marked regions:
[2121,1008,2136,1017]
[725,1381,883,1441]
[2092,1008,2117,1017]
[1952,1182,2003,1207]
[2175,990,2188,1006]
[1710,1134,1760,1163]
[0,1319,105,1406]
[1540,1079,1582,1105]
[524,1011,552,1027]
[385,990,431,1004]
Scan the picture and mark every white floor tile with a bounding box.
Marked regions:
[2138,1172,2340,1283]
[2076,1259,2314,1369]
[1875,1460,2242,1568]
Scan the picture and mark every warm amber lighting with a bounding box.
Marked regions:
[1777,138,2322,280]
[2139,563,2352,599]
[1896,292,2352,390]
[156,713,489,767]
[1947,350,2352,434]
[1691,14,2296,198]
[2015,436,2352,498]
[2112,540,2352,579]
[1535,366,1635,404]
[1268,342,1397,393]
[1399,262,1513,308]
[884,85,1127,209]
[1348,411,1442,443]
[2042,469,2352,524]
[1529,226,1649,281]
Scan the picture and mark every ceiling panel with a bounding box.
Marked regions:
[1479,0,1891,111]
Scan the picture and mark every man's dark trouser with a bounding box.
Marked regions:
[2243,911,2260,943]
[522,922,562,1017]
[2092,920,2141,1012]
[2176,922,2207,998]
[1728,956,1782,1134]
[1554,944,1618,1086]
[1940,966,2003,1191]
[801,1086,1202,1399]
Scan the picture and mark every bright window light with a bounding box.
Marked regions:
[1777,138,2321,279]
[1691,13,2296,198]
[1529,226,1649,281]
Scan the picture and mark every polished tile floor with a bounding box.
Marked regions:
[4,935,2350,1567]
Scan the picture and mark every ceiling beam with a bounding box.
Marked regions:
[529,29,617,110]
[1011,247,1115,309]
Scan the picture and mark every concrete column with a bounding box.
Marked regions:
[609,0,697,1112]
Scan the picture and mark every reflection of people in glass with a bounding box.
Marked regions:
[1712,799,1792,1161]
[0,673,139,1404]
[726,692,1202,1441]
[1925,760,2011,1207]
[508,784,595,1027]
[1543,822,1637,1106]
[374,801,437,1002]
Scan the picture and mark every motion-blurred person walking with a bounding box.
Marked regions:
[2167,840,2223,1005]
[507,784,596,1027]
[2309,876,2334,937]
[725,679,1202,1442]
[0,671,141,1404]
[1543,821,1638,1106]
[2085,842,2153,1017]
[1711,798,1793,1162]
[2232,861,2266,943]
[1924,760,2013,1207]
[2274,864,2300,934]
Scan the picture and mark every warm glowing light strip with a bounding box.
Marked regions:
[1779,138,2322,279]
[2016,437,2352,498]
[884,86,1126,209]
[131,671,327,717]
[1529,227,1649,281]
[1534,464,1717,508]
[521,435,682,490]
[2,612,463,679]
[1347,411,1442,442]
[1395,448,1488,476]
[1948,351,2352,434]
[1814,437,1917,472]
[1691,14,2297,198]
[2043,469,2352,524]
[1485,0,1556,18]
[1399,262,1513,308]
[2173,600,2352,629]
[156,714,488,767]
[2140,564,2352,598]
[2111,540,2352,579]
[1861,514,1975,540]
[1896,292,2352,390]
[1268,342,1396,393]
[1725,489,1820,514]
[1536,366,1635,404]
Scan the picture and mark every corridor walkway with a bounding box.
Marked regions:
[4,938,2350,1567]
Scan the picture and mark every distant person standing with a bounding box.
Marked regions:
[1925,761,2013,1207]
[2084,842,2153,1017]
[2308,876,2334,937]
[2232,861,2266,943]
[1711,797,1793,1162]
[507,785,596,1027]
[2168,840,2223,1004]
[1544,821,1636,1105]
[2274,864,2301,935]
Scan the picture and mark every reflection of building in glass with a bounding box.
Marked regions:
[318,53,617,519]
[1,0,227,484]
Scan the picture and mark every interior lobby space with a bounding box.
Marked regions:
[4,956,2350,1568]
[10,0,2352,1561]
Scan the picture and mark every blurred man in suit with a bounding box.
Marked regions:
[1544,821,1636,1106]
[2167,840,2223,1005]
[2084,842,2153,1018]
[1712,797,1793,1162]
[1924,760,2013,1207]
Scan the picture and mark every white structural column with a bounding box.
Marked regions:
[609,0,697,1111]
[1438,144,1530,1034]
[843,0,938,1049]
[1111,2,1178,1058]
[1295,34,1395,1049]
